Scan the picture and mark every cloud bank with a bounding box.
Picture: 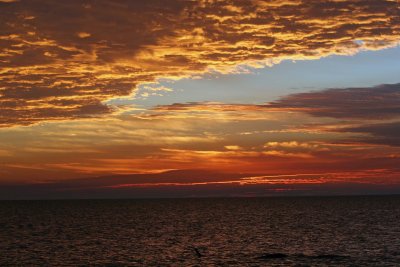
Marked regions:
[153,82,400,148]
[270,83,400,119]
[1,0,399,126]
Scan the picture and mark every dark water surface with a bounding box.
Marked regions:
[1,196,399,266]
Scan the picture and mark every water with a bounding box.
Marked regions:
[0,196,399,266]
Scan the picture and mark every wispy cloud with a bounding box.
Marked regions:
[1,168,400,199]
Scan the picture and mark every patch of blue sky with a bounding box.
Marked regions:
[107,45,400,109]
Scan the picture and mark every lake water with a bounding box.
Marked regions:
[1,196,399,266]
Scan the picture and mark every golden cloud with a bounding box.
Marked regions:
[1,0,399,126]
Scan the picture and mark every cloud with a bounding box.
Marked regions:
[340,122,400,146]
[1,168,399,199]
[1,84,400,186]
[154,83,400,121]
[154,102,265,112]
[1,0,399,126]
[266,83,400,147]
[224,145,241,150]
[151,82,400,149]
[269,83,400,119]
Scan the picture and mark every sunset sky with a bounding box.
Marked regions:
[0,0,399,198]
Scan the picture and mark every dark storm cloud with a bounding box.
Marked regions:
[1,0,399,126]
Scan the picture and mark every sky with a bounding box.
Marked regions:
[0,0,399,199]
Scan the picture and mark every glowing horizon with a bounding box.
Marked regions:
[0,0,399,198]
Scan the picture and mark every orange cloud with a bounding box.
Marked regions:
[1,0,399,126]
[1,168,399,199]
